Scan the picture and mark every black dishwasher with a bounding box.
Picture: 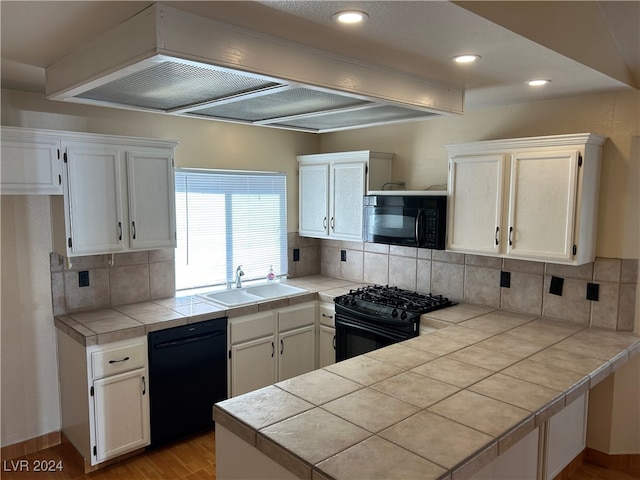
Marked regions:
[148,317,227,447]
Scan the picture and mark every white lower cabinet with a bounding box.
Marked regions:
[92,368,149,462]
[229,302,316,397]
[57,331,150,470]
[318,302,336,368]
[470,427,539,480]
[545,394,588,479]
[470,393,587,480]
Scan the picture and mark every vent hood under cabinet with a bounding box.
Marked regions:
[45,3,463,134]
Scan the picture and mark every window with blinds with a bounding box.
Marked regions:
[174,169,287,291]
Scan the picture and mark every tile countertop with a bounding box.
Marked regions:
[213,304,640,480]
[54,275,362,346]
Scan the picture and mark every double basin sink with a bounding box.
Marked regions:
[198,283,308,307]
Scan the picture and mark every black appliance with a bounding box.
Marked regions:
[334,285,452,362]
[363,195,447,249]
[148,317,227,447]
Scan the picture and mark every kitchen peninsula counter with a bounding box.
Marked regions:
[54,275,359,346]
[213,305,640,480]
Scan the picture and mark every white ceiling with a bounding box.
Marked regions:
[1,1,638,112]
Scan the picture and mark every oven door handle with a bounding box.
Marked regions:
[335,304,405,325]
[335,316,412,343]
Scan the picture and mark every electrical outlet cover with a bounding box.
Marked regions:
[549,276,564,296]
[586,283,599,301]
[293,248,300,262]
[78,270,90,287]
[341,250,347,262]
[500,271,511,288]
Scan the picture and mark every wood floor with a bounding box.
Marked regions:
[2,429,638,480]
[1,430,216,480]
[568,461,640,480]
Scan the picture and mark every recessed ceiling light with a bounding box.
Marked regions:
[452,54,480,64]
[333,10,368,24]
[527,79,551,86]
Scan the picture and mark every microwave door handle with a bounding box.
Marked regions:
[415,210,423,246]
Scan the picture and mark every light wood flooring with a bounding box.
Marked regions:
[2,429,638,480]
[1,430,215,480]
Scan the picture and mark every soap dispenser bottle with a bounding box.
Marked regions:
[267,265,276,283]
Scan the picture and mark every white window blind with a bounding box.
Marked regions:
[175,169,287,291]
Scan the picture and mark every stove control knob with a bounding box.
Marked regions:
[400,311,407,320]
[391,308,399,318]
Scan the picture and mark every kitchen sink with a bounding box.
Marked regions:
[199,289,264,307]
[199,283,308,307]
[244,283,307,299]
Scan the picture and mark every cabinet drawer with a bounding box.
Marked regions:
[319,303,335,327]
[92,341,146,379]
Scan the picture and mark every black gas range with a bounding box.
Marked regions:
[334,285,453,361]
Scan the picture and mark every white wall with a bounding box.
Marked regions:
[1,196,60,446]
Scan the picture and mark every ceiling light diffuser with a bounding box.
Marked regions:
[333,11,368,24]
[527,79,551,86]
[452,54,480,64]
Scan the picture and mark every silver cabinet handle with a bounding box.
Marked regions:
[323,217,327,229]
[330,217,335,231]
[131,221,136,240]
[509,226,513,246]
[118,222,122,241]
[142,375,146,395]
[495,226,499,246]
[280,338,284,355]
[271,341,275,358]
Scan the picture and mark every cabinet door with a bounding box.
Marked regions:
[447,154,506,255]
[470,427,539,479]
[318,325,336,368]
[65,144,126,255]
[545,393,587,479]
[1,134,63,195]
[299,163,329,238]
[278,325,315,382]
[331,162,366,241]
[126,150,176,250]
[92,367,149,463]
[507,150,579,262]
[230,336,276,397]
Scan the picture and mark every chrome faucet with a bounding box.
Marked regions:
[235,265,245,288]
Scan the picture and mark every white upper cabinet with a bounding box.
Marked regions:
[126,150,176,250]
[64,143,126,255]
[447,154,506,256]
[36,129,180,257]
[1,127,63,195]
[299,163,329,238]
[298,150,392,241]
[446,133,606,265]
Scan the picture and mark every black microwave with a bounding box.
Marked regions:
[363,195,447,249]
